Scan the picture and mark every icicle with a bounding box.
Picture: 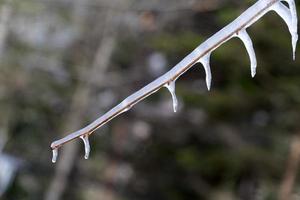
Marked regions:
[52,148,58,163]
[198,53,212,90]
[80,135,90,159]
[165,81,178,112]
[236,29,257,77]
[272,1,298,60]
[285,0,298,60]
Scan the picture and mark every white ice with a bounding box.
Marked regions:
[272,1,298,60]
[123,106,132,112]
[165,81,178,112]
[120,99,132,113]
[235,29,257,77]
[52,149,58,163]
[51,0,299,157]
[80,135,90,159]
[198,54,212,90]
[285,0,298,60]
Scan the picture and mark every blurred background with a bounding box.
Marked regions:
[0,0,300,199]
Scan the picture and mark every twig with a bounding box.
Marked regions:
[50,0,298,161]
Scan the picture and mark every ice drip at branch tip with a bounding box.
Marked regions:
[52,149,58,163]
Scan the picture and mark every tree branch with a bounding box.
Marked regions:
[50,0,298,162]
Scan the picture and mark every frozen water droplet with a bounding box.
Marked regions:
[236,29,257,77]
[52,149,58,163]
[199,54,212,90]
[165,81,178,112]
[272,1,298,60]
[80,135,90,159]
[120,99,132,113]
[124,106,132,112]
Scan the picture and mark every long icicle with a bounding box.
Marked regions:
[235,29,257,77]
[198,53,212,90]
[272,1,298,60]
[165,81,178,112]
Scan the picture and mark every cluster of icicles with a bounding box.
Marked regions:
[165,0,298,114]
[52,0,298,163]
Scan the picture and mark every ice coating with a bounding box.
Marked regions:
[198,54,212,90]
[123,106,132,112]
[235,29,257,77]
[165,81,178,112]
[121,99,132,112]
[80,135,90,159]
[51,0,299,160]
[52,149,58,163]
[272,1,298,59]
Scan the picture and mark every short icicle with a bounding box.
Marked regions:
[235,29,257,77]
[52,148,58,163]
[272,1,298,60]
[165,81,178,113]
[199,53,212,90]
[80,134,90,159]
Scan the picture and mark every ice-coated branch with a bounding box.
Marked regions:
[165,81,178,113]
[50,0,298,163]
